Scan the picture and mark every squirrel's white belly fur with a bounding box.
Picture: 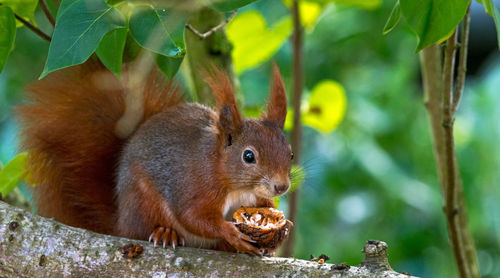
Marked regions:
[223,190,257,220]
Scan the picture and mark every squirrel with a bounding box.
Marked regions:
[16,61,292,255]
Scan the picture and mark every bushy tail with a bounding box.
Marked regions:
[16,61,182,234]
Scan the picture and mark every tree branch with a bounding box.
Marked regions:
[452,4,470,114]
[0,3,51,42]
[14,14,52,42]
[420,33,480,277]
[281,0,303,258]
[185,10,237,40]
[442,29,469,278]
[0,201,417,277]
[442,30,457,129]
[39,0,55,27]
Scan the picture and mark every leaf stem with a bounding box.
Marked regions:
[0,3,51,42]
[185,9,237,40]
[40,0,56,27]
[453,4,470,114]
[14,14,52,42]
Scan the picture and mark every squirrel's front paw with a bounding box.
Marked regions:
[148,226,185,249]
[222,223,262,255]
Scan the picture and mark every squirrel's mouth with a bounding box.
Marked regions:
[254,179,290,198]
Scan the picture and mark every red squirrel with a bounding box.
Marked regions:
[17,61,292,255]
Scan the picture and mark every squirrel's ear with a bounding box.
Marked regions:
[204,67,243,137]
[219,104,239,136]
[263,63,287,129]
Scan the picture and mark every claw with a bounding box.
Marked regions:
[171,230,178,249]
[148,226,183,249]
[163,228,171,249]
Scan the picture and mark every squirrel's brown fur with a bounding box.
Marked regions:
[17,61,291,254]
[17,62,181,234]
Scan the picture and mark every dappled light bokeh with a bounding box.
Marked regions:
[1,0,499,277]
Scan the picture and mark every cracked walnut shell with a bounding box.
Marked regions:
[232,207,293,250]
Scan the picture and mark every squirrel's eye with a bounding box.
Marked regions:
[291,152,294,160]
[243,150,256,164]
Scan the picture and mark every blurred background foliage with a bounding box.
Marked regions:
[1,0,500,277]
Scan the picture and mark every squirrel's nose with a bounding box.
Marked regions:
[274,184,289,195]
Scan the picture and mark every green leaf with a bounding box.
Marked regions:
[56,0,79,19]
[0,152,27,197]
[40,0,126,78]
[382,0,400,35]
[227,11,292,73]
[129,5,186,57]
[123,33,142,63]
[156,55,183,78]
[482,0,500,48]
[96,28,127,76]
[399,0,470,51]
[0,0,38,27]
[210,0,259,12]
[0,6,16,73]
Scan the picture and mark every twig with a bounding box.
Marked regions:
[0,3,52,41]
[52,0,60,8]
[452,4,471,114]
[281,0,303,258]
[442,29,469,278]
[40,0,55,27]
[14,14,51,42]
[443,30,457,123]
[185,10,237,40]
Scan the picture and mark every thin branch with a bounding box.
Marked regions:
[452,4,471,115]
[420,43,480,278]
[52,0,60,8]
[14,14,52,42]
[0,3,51,41]
[40,0,56,27]
[281,0,303,258]
[185,10,237,40]
[442,29,469,278]
[0,3,52,42]
[442,30,457,124]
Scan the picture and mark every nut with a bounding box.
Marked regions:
[232,207,293,250]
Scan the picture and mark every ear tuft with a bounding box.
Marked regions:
[204,66,243,136]
[263,63,287,129]
[219,104,235,135]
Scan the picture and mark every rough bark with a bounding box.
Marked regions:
[0,201,416,277]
